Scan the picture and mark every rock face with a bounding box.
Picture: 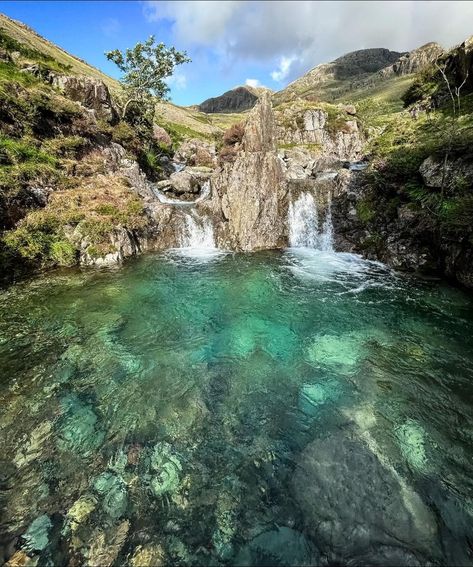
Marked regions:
[207,92,288,250]
[379,42,444,78]
[51,75,119,123]
[331,165,473,288]
[199,86,259,114]
[275,105,364,161]
[445,35,473,93]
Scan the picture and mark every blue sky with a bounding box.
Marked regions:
[2,1,473,107]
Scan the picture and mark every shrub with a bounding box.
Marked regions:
[223,123,244,146]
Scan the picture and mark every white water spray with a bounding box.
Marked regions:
[179,209,216,250]
[288,193,319,248]
[288,191,334,251]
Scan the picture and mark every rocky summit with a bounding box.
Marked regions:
[198,85,265,113]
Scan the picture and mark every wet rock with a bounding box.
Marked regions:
[234,527,319,567]
[14,421,52,468]
[127,443,143,466]
[87,520,129,567]
[293,432,437,563]
[168,168,212,195]
[92,472,128,520]
[5,551,37,567]
[395,419,428,472]
[148,442,182,497]
[22,514,52,553]
[130,544,166,567]
[57,394,105,456]
[66,494,97,534]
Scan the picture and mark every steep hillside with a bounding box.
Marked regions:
[0,13,118,90]
[274,43,443,105]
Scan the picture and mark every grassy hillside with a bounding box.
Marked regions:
[0,12,235,141]
[0,13,118,89]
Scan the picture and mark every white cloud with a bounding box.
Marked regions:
[270,56,297,82]
[143,1,473,85]
[245,78,263,88]
[166,72,187,90]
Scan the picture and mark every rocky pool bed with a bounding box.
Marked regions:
[1,249,473,566]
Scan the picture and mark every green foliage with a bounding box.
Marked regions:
[402,78,439,107]
[0,135,56,165]
[50,239,76,265]
[356,198,376,223]
[3,210,71,266]
[105,36,190,120]
[43,136,88,158]
[0,29,72,74]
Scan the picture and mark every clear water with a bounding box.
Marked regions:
[1,250,473,566]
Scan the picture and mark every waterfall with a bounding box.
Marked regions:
[288,191,334,251]
[288,193,319,248]
[179,209,215,249]
[319,194,334,251]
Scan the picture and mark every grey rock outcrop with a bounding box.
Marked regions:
[275,105,364,161]
[199,86,259,114]
[207,92,288,250]
[419,155,473,189]
[379,42,444,78]
[51,75,119,123]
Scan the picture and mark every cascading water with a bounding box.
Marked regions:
[179,209,215,249]
[288,191,334,251]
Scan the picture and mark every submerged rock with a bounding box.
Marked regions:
[148,442,182,497]
[57,394,105,456]
[130,544,166,567]
[293,432,437,563]
[22,514,52,553]
[234,527,319,567]
[395,419,428,472]
[93,472,128,520]
[306,332,363,370]
[66,494,97,532]
[86,520,130,567]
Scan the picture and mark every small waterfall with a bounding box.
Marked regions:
[179,209,215,249]
[319,194,334,251]
[288,193,319,248]
[288,191,334,251]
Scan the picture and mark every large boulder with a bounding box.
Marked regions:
[419,155,473,189]
[292,432,438,564]
[174,139,217,167]
[51,75,119,123]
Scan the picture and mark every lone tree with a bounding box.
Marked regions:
[106,36,190,121]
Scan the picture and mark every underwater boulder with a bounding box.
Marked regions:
[22,514,52,553]
[395,419,429,472]
[233,526,319,566]
[57,394,105,456]
[93,472,128,520]
[148,442,182,498]
[292,431,437,562]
